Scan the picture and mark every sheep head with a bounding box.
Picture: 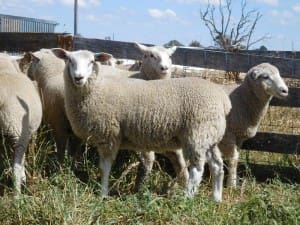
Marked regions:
[135,43,177,79]
[52,48,111,87]
[248,63,288,99]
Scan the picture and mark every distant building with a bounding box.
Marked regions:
[0,14,58,33]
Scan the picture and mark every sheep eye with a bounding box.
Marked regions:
[150,54,155,58]
[69,59,74,67]
[89,60,94,66]
[261,74,269,79]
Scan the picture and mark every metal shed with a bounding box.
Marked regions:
[0,14,58,33]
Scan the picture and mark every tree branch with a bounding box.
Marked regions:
[200,0,267,50]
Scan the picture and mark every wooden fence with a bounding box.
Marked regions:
[0,32,299,155]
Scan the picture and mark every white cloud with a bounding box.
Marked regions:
[170,0,223,5]
[0,0,36,14]
[255,0,278,6]
[169,0,224,5]
[292,3,300,12]
[148,8,177,19]
[0,0,101,8]
[30,0,54,4]
[271,9,294,25]
[86,13,114,23]
[271,10,294,18]
[61,0,101,8]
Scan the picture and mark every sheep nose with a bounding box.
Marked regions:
[281,87,288,94]
[161,66,168,71]
[279,86,289,97]
[74,76,84,82]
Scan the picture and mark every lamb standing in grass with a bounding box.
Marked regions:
[52,48,231,201]
[0,53,42,193]
[24,49,80,160]
[131,43,188,191]
[23,49,132,161]
[219,63,288,187]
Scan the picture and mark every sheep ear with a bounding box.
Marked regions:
[21,52,35,64]
[20,52,40,65]
[167,46,177,56]
[249,67,261,80]
[51,48,69,60]
[134,43,149,53]
[95,52,113,63]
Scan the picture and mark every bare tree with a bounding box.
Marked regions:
[200,0,269,50]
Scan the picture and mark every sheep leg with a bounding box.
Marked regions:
[164,150,188,186]
[226,146,239,187]
[98,148,118,196]
[13,136,29,193]
[53,129,68,162]
[184,145,206,198]
[134,151,155,192]
[68,135,83,162]
[206,145,224,202]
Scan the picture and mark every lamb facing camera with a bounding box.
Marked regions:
[52,48,231,202]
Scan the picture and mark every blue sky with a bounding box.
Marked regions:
[0,0,299,50]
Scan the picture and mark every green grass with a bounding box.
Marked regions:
[0,132,299,225]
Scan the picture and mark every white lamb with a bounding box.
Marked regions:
[93,44,187,190]
[131,43,177,80]
[52,48,232,201]
[130,43,188,190]
[22,49,131,161]
[23,49,83,160]
[219,63,288,187]
[0,53,42,193]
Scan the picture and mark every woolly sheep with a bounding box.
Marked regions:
[96,52,117,67]
[23,49,129,161]
[52,48,232,201]
[0,53,42,193]
[23,49,82,161]
[94,44,187,190]
[130,43,177,80]
[219,63,288,187]
[131,43,188,190]
[0,53,23,74]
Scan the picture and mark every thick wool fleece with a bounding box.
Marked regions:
[220,64,285,157]
[0,54,42,138]
[0,56,42,192]
[64,63,231,154]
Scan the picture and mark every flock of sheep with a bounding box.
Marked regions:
[0,43,288,202]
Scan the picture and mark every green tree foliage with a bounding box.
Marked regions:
[189,40,202,47]
[164,40,184,47]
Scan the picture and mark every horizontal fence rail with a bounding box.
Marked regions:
[242,132,300,155]
[270,87,300,108]
[73,37,300,79]
[0,32,59,52]
[0,32,299,155]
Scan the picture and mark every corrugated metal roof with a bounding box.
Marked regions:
[0,14,58,33]
[0,14,58,25]
[0,14,59,25]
